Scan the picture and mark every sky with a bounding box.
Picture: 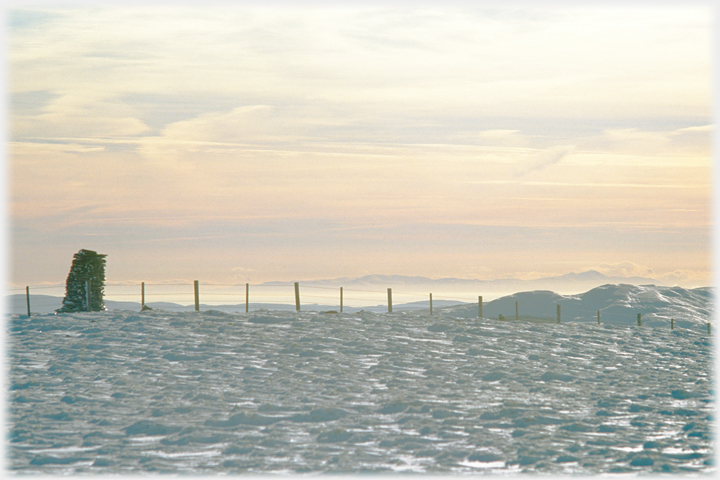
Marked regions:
[6,3,714,289]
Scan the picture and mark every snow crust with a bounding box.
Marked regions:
[7,307,714,474]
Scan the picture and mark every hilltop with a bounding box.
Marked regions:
[442,284,712,329]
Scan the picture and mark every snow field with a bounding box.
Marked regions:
[7,308,714,474]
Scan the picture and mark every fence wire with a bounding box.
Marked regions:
[4,281,712,334]
[8,281,480,314]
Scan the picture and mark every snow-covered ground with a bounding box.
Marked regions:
[449,284,713,330]
[7,299,714,474]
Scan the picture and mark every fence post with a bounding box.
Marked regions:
[294,282,300,311]
[194,280,199,311]
[141,282,145,310]
[671,318,674,330]
[25,286,31,317]
[597,310,600,325]
[478,296,483,318]
[340,287,343,313]
[245,283,249,313]
[515,301,519,321]
[388,288,392,313]
[86,280,92,312]
[708,323,711,334]
[556,304,561,324]
[637,313,641,326]
[429,293,433,316]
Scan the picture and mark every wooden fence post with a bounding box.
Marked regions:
[245,283,249,313]
[194,280,199,311]
[478,296,483,318]
[671,318,674,330]
[637,313,641,326]
[387,288,392,313]
[340,287,343,313]
[141,282,145,310]
[294,282,300,311]
[86,280,92,312]
[556,304,561,324]
[25,286,30,317]
[515,301,519,321]
[429,293,433,316]
[597,310,600,325]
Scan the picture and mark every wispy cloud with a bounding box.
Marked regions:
[592,261,654,278]
[671,124,714,135]
[7,5,713,287]
[514,145,574,176]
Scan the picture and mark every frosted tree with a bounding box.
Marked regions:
[57,249,107,312]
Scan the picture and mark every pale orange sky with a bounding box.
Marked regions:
[7,4,713,288]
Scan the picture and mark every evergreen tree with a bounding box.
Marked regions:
[57,249,107,312]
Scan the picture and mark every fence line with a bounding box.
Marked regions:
[13,281,488,315]
[6,282,479,306]
[6,281,713,333]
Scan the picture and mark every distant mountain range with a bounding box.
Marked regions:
[261,270,661,296]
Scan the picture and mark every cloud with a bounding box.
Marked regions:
[593,262,654,279]
[231,267,256,282]
[656,269,710,286]
[11,93,152,140]
[478,129,521,138]
[515,145,573,176]
[136,103,346,165]
[232,267,256,273]
[666,124,714,155]
[8,6,712,289]
[671,124,714,135]
[9,6,711,130]
[476,129,528,148]
[579,127,712,156]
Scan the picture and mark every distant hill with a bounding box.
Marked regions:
[442,284,712,329]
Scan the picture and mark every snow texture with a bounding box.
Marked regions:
[7,301,714,474]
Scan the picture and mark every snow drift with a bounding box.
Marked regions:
[7,301,713,474]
